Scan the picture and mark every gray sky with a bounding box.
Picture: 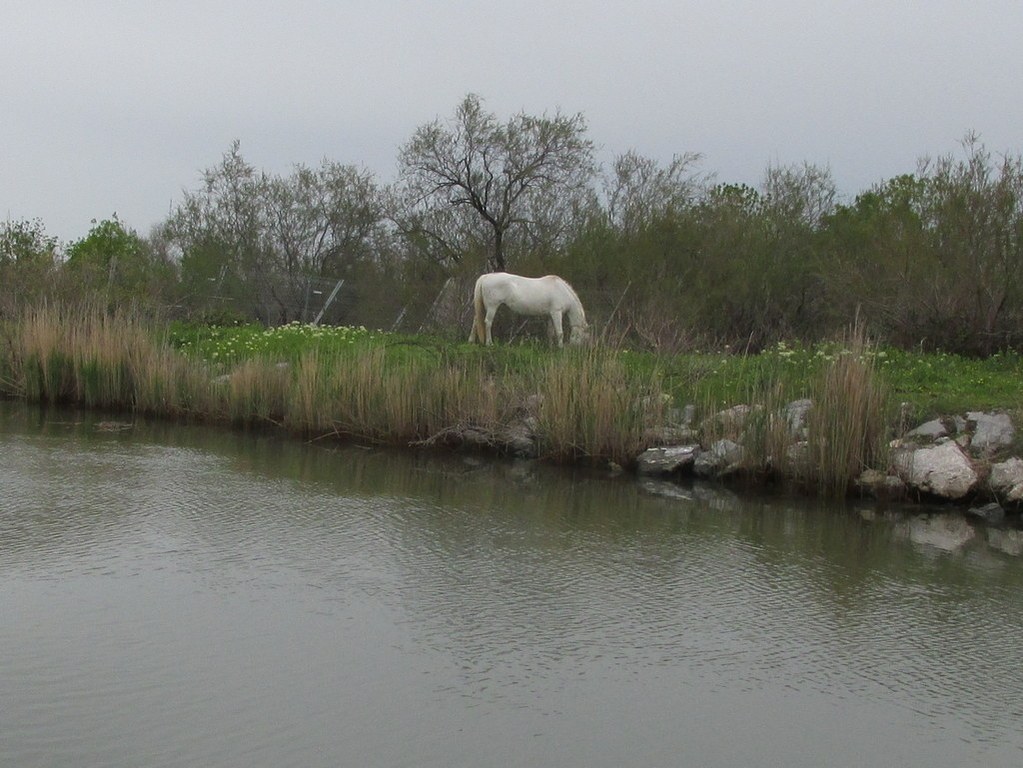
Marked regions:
[3,0,1021,243]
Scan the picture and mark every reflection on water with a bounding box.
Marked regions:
[2,403,1022,767]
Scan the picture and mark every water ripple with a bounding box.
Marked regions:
[2,408,1023,767]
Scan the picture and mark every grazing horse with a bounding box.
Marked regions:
[469,272,589,346]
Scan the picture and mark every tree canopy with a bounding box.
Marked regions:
[4,97,1022,356]
[394,94,596,272]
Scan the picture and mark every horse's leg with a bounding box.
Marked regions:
[484,304,498,345]
[550,311,564,346]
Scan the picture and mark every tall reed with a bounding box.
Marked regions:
[690,325,889,493]
[536,347,656,465]
[802,322,890,496]
[16,304,141,406]
[273,345,506,444]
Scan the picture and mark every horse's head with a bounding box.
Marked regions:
[569,323,591,346]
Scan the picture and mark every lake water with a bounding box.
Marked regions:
[2,403,1022,767]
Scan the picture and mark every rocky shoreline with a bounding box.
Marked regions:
[444,398,1023,519]
[645,406,1022,518]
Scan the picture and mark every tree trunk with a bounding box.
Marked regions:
[490,227,506,272]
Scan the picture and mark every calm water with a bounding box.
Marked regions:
[2,403,1022,768]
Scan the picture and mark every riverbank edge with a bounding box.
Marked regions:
[3,380,1021,519]
[429,398,1023,516]
[1,309,1020,515]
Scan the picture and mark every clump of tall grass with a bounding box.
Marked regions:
[9,304,211,416]
[690,322,890,495]
[801,322,890,496]
[215,359,290,426]
[16,304,145,407]
[298,347,426,442]
[260,343,510,446]
[535,347,659,465]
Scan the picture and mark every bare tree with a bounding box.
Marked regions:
[395,94,596,272]
[165,141,273,316]
[605,150,707,234]
[265,161,384,280]
[166,143,387,322]
[760,161,837,228]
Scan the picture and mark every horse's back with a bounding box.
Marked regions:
[478,272,576,314]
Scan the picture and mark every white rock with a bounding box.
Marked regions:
[693,439,744,477]
[636,444,699,475]
[967,411,1016,454]
[892,441,978,499]
[906,418,949,441]
[989,457,1023,497]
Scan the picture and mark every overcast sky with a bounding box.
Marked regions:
[3,0,1021,243]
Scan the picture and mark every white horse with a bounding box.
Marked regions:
[469,272,589,346]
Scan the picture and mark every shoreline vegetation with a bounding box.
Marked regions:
[3,306,1022,505]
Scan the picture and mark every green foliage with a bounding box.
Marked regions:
[0,217,58,266]
[7,107,1023,361]
[553,166,835,352]
[820,137,1023,354]
[0,218,58,314]
[545,136,1023,358]
[875,347,1023,415]
[64,216,172,310]
[165,141,390,324]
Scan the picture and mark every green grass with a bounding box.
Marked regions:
[163,321,1023,423]
[653,340,1023,421]
[187,326,1013,454]
[873,347,1023,414]
[167,320,382,363]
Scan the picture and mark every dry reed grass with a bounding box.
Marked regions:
[536,348,656,464]
[803,322,890,496]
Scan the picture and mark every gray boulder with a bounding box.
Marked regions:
[702,404,760,438]
[892,440,978,499]
[988,456,1023,503]
[636,444,699,476]
[966,411,1016,455]
[694,439,744,477]
[906,418,951,441]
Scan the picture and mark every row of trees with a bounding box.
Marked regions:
[4,94,1022,355]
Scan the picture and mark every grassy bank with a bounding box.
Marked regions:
[2,306,1022,495]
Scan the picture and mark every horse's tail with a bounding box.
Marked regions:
[469,277,486,343]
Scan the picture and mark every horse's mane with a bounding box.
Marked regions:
[554,275,586,321]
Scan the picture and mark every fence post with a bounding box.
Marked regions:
[418,277,455,333]
[312,279,344,326]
